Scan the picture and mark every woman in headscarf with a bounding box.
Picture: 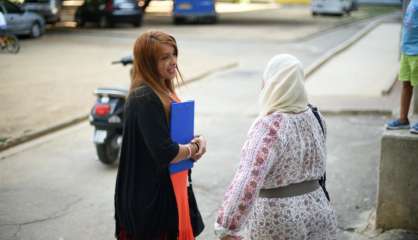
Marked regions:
[214,54,337,240]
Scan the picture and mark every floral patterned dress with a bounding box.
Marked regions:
[215,110,337,240]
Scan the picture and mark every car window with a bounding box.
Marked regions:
[3,1,22,14]
[0,5,5,13]
[84,0,96,5]
[85,0,100,5]
[113,0,136,4]
[24,0,50,3]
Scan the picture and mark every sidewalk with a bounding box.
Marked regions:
[305,21,402,115]
[305,20,418,240]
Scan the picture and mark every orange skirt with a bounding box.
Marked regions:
[170,170,194,240]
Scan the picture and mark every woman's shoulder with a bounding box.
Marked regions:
[125,85,163,114]
[249,113,286,135]
[128,85,160,104]
[129,84,156,99]
[260,112,286,126]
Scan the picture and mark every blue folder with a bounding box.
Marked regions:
[169,100,195,174]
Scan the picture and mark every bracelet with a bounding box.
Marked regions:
[186,144,192,159]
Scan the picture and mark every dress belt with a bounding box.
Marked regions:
[259,180,320,198]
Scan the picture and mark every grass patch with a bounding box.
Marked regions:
[0,137,9,144]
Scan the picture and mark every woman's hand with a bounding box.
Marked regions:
[191,135,206,161]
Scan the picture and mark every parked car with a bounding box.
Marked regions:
[75,0,143,28]
[311,0,353,16]
[0,0,45,38]
[22,0,62,24]
[173,0,217,24]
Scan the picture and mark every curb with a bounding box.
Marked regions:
[0,62,239,153]
[295,10,400,45]
[304,12,400,79]
[0,115,88,152]
[319,109,393,116]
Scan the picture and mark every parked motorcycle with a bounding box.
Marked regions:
[89,55,132,164]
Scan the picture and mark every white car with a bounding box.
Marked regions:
[311,0,353,16]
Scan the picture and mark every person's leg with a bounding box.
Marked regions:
[0,32,4,46]
[0,29,6,46]
[409,55,418,134]
[400,81,413,123]
[386,54,412,129]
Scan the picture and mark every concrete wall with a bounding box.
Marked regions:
[376,130,418,230]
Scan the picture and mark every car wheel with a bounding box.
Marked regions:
[173,16,186,25]
[346,9,351,16]
[133,17,143,27]
[30,22,42,38]
[312,11,318,16]
[75,16,85,27]
[99,16,111,28]
[206,16,217,24]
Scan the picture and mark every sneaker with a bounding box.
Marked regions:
[385,119,410,130]
[410,122,418,134]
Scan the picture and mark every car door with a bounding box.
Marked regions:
[3,1,25,34]
[84,0,100,22]
[95,0,107,21]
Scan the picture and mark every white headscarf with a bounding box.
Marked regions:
[259,54,308,116]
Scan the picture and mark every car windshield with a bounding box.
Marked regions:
[3,1,22,13]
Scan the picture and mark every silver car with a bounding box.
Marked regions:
[0,0,45,38]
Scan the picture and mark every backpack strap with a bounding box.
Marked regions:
[307,104,330,202]
[308,104,324,134]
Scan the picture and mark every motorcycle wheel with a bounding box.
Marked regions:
[95,134,120,165]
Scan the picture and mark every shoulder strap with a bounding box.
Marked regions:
[307,104,324,134]
[307,104,330,201]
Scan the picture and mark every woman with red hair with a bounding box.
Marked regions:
[114,31,206,240]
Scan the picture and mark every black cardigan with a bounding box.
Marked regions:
[114,85,180,240]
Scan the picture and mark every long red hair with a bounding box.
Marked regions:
[131,31,183,112]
